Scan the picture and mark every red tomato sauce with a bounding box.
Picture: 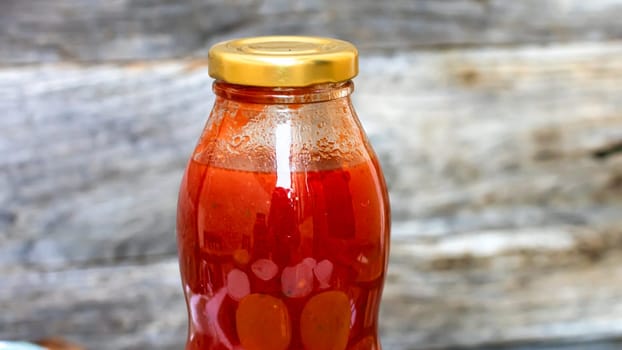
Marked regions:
[177,159,389,350]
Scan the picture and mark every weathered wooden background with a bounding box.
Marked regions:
[2,1,622,349]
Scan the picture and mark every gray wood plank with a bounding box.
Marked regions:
[0,61,211,268]
[354,43,622,237]
[483,342,622,350]
[381,224,622,349]
[0,259,187,350]
[2,42,621,271]
[2,0,622,63]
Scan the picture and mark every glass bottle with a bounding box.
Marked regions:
[177,36,390,350]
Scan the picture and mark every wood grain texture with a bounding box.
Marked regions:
[0,62,211,268]
[2,0,622,63]
[0,259,187,350]
[2,42,622,348]
[383,224,622,349]
[355,43,622,237]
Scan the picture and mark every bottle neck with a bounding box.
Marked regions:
[212,80,354,104]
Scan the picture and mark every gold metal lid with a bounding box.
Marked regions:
[208,36,358,87]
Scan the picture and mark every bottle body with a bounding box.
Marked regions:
[177,82,390,350]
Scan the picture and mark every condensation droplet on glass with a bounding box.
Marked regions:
[299,151,311,165]
[230,135,250,148]
[226,102,240,117]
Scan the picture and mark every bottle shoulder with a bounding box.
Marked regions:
[192,94,376,173]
